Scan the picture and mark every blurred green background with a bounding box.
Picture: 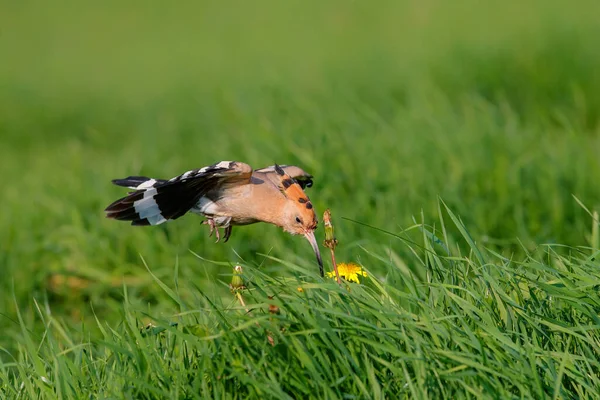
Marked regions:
[1,0,599,345]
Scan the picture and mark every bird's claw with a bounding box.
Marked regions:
[223,225,232,243]
[203,219,213,235]
[204,219,218,242]
[204,219,227,243]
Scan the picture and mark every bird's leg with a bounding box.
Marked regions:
[223,225,233,243]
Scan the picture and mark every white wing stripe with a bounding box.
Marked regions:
[134,188,161,220]
[135,179,157,190]
[147,214,167,225]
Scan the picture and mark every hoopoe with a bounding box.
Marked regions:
[104,161,324,275]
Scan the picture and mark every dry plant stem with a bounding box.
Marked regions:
[323,209,341,284]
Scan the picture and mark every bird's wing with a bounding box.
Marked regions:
[167,161,253,187]
[105,161,253,225]
[254,164,314,189]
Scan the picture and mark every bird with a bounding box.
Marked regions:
[104,161,324,276]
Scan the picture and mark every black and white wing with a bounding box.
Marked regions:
[104,161,252,226]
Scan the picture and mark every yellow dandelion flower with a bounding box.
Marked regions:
[326,262,367,283]
[297,287,304,293]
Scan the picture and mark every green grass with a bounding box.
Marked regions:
[2,211,600,398]
[1,1,600,398]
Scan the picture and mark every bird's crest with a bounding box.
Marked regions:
[274,164,313,206]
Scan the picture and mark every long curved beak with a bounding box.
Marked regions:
[304,230,324,277]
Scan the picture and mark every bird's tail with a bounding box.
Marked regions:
[104,176,199,226]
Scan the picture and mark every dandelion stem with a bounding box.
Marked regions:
[236,292,246,307]
[329,247,341,284]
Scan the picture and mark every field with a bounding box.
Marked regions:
[1,1,600,398]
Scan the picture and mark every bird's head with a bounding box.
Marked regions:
[281,196,319,234]
[273,164,323,274]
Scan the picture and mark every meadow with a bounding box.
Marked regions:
[1,1,600,398]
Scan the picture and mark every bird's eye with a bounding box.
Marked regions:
[295,216,302,224]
